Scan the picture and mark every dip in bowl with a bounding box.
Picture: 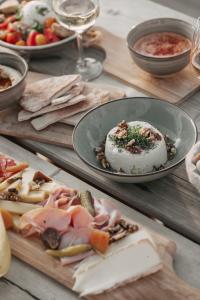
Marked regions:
[127,18,193,77]
[0,52,28,110]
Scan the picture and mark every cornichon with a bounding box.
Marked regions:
[46,244,92,257]
[80,191,95,217]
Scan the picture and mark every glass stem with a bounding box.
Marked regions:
[77,33,86,69]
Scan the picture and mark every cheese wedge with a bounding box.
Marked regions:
[5,179,22,192]
[40,181,58,194]
[73,239,162,296]
[0,200,40,215]
[73,229,154,277]
[20,168,36,197]
[0,214,11,277]
[73,230,162,296]
[20,190,47,203]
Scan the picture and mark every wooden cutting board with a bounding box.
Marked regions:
[0,81,125,148]
[8,229,200,300]
[97,27,200,104]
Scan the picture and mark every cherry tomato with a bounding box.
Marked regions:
[35,33,48,45]
[16,40,26,46]
[0,16,16,29]
[44,28,60,43]
[0,30,6,41]
[6,32,21,44]
[7,22,16,32]
[26,30,38,46]
[44,17,57,28]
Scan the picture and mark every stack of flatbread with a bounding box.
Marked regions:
[18,75,124,131]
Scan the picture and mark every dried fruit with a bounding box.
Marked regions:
[41,228,61,250]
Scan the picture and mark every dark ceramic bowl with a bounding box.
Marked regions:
[0,52,28,110]
[73,97,197,183]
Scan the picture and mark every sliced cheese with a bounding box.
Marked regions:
[73,239,162,296]
[0,200,40,215]
[40,181,59,194]
[74,229,154,277]
[5,179,22,192]
[0,214,11,277]
[21,190,46,203]
[20,168,36,197]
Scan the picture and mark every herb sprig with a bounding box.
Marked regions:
[109,125,154,150]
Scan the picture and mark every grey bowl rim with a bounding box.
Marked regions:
[73,96,198,178]
[0,52,28,95]
[0,32,76,52]
[127,17,192,62]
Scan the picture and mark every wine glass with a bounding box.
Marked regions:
[52,0,102,81]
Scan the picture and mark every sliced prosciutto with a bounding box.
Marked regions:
[93,198,121,229]
[45,187,80,209]
[20,207,71,237]
[0,155,17,182]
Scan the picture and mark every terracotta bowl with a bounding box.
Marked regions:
[0,52,28,110]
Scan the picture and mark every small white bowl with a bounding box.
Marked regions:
[185,142,200,193]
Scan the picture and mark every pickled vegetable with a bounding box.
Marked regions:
[46,244,92,257]
[80,191,95,217]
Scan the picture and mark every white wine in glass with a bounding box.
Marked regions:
[52,0,102,80]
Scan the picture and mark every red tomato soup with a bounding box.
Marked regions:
[133,32,191,57]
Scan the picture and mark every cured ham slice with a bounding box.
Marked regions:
[94,198,121,229]
[20,207,71,236]
[67,205,94,229]
[59,227,92,249]
[61,250,94,266]
[45,187,79,209]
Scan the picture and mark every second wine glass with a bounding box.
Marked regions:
[52,0,102,81]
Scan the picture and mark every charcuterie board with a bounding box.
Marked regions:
[0,151,199,299]
[8,228,200,300]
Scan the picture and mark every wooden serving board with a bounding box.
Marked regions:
[0,80,125,148]
[8,229,200,300]
[97,27,200,104]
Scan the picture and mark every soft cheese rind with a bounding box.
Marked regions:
[73,238,162,296]
[105,121,168,174]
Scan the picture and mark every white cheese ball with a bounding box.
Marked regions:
[105,121,168,174]
[21,1,53,27]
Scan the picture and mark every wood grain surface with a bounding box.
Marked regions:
[1,136,200,299]
[8,221,200,300]
[0,81,124,147]
[97,27,200,103]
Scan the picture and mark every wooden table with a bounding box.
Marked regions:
[1,0,200,299]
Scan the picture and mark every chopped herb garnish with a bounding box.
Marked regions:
[109,125,154,151]
[35,6,49,16]
[32,20,43,32]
